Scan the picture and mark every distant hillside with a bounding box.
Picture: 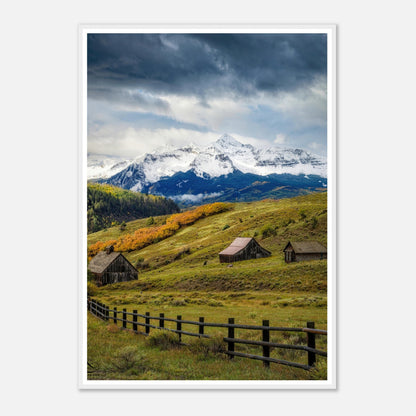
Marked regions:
[87,183,179,233]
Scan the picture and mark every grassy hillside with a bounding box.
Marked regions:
[88,192,327,293]
[87,183,179,233]
[87,192,328,380]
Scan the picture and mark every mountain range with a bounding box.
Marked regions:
[88,134,327,205]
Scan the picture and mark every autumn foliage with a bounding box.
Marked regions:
[88,202,230,259]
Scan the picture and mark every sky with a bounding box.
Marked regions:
[87,33,327,158]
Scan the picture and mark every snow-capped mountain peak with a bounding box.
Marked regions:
[215,133,244,147]
[90,134,327,194]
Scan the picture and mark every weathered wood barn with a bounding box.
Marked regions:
[88,245,138,286]
[219,237,271,263]
[283,241,327,263]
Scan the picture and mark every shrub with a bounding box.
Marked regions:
[187,334,227,357]
[135,257,144,267]
[299,209,307,220]
[278,217,295,228]
[311,216,318,229]
[87,269,96,282]
[112,346,147,372]
[119,221,126,231]
[136,261,150,270]
[107,324,119,333]
[207,300,224,307]
[87,282,98,296]
[145,330,182,350]
[260,224,276,238]
[146,217,155,226]
[173,247,191,260]
[222,224,230,231]
[309,360,327,380]
[170,298,187,306]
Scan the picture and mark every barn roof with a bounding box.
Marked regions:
[88,251,122,274]
[219,237,271,256]
[219,237,253,256]
[283,241,327,254]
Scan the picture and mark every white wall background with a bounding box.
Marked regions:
[1,1,415,415]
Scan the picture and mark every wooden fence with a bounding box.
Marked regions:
[88,297,327,371]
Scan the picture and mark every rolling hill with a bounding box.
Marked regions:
[87,192,327,293]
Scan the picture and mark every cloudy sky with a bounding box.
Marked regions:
[87,33,327,158]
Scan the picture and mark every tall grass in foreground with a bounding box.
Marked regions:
[87,314,327,381]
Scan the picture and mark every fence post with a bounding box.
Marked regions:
[177,315,182,343]
[145,312,150,334]
[105,304,109,321]
[159,313,164,329]
[87,298,91,312]
[113,307,117,324]
[133,310,138,332]
[228,318,235,359]
[262,320,270,368]
[123,308,127,329]
[199,317,204,336]
[307,322,316,367]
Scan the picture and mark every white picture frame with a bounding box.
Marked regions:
[78,23,337,390]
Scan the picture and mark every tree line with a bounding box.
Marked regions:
[88,202,230,258]
[87,183,180,233]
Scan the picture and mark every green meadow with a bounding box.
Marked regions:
[87,191,328,380]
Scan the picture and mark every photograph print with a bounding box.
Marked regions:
[82,26,335,388]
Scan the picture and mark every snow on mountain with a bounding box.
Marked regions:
[251,146,327,176]
[137,145,198,184]
[87,154,132,179]
[92,134,327,191]
[213,134,326,177]
[190,148,235,178]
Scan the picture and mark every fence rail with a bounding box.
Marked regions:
[88,298,327,371]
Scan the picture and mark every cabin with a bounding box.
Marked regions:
[88,245,138,286]
[219,237,271,263]
[283,241,327,263]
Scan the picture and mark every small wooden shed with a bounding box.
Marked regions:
[283,241,327,263]
[88,245,138,286]
[219,237,271,263]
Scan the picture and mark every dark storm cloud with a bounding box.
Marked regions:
[89,86,171,113]
[88,33,327,98]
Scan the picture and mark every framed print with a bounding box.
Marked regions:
[79,24,336,389]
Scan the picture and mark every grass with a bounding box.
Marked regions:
[88,192,327,272]
[93,290,327,329]
[87,192,328,380]
[88,314,327,380]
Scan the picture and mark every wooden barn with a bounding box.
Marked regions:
[283,241,327,263]
[88,245,138,286]
[219,237,271,263]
